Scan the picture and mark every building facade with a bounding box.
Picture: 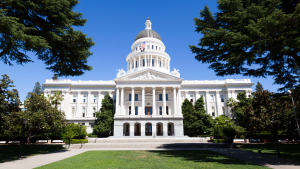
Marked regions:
[43,18,254,136]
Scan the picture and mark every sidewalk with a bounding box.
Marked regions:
[212,148,300,169]
[1,147,300,169]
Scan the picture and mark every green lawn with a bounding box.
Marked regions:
[234,143,300,162]
[37,150,267,169]
[0,144,66,163]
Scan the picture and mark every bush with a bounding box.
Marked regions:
[70,139,88,144]
[212,139,225,143]
[87,133,97,138]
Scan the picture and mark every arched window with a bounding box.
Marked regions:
[152,59,154,67]
[156,46,157,50]
[166,106,169,115]
[135,106,138,115]
[136,61,138,67]
[152,45,154,49]
[129,106,131,115]
[160,61,161,67]
[159,106,162,115]
[143,59,145,67]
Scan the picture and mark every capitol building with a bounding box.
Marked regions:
[43,18,254,136]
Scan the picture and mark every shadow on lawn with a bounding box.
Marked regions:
[0,144,66,163]
[148,150,258,166]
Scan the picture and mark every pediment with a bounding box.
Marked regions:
[114,68,182,82]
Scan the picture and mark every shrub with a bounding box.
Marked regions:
[212,139,225,143]
[70,139,88,144]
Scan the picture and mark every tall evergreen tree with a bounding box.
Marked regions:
[190,1,300,91]
[31,82,44,95]
[0,74,21,135]
[93,93,114,137]
[255,82,264,93]
[235,92,253,127]
[0,0,95,76]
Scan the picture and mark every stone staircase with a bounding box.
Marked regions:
[68,137,228,149]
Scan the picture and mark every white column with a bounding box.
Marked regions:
[152,123,156,136]
[141,122,145,137]
[163,122,168,136]
[97,91,102,111]
[130,122,134,136]
[121,87,124,115]
[131,87,135,116]
[134,57,136,68]
[142,87,145,115]
[205,91,210,115]
[64,91,69,115]
[76,92,80,117]
[87,91,91,117]
[177,88,181,115]
[163,87,166,115]
[156,56,158,67]
[152,87,156,115]
[173,87,177,115]
[216,91,222,117]
[116,88,120,115]
[195,91,200,102]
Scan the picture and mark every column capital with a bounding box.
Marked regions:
[131,86,135,89]
[172,86,177,89]
[205,91,209,94]
[152,86,156,89]
[98,91,101,94]
[141,86,145,89]
[216,91,219,94]
[247,90,252,93]
[162,86,166,89]
[87,91,91,94]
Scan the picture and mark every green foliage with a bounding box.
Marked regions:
[182,97,214,136]
[2,93,67,142]
[212,139,225,143]
[189,1,300,91]
[31,82,44,95]
[0,0,95,76]
[93,94,114,137]
[226,97,238,119]
[0,74,21,135]
[48,91,64,109]
[255,82,263,93]
[212,115,245,140]
[70,139,88,144]
[235,92,253,127]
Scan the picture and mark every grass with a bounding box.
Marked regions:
[37,150,267,169]
[0,144,66,163]
[234,143,300,162]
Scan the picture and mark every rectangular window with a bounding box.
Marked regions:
[159,106,162,115]
[166,94,168,101]
[90,123,95,128]
[93,107,96,113]
[152,45,154,49]
[135,94,138,101]
[210,95,214,102]
[152,59,154,67]
[222,107,225,115]
[113,95,116,102]
[73,95,76,103]
[83,95,87,103]
[82,123,85,126]
[147,45,149,49]
[212,107,215,116]
[143,59,145,67]
[129,94,131,101]
[181,95,183,102]
[156,46,157,50]
[82,107,85,117]
[94,95,97,103]
[220,95,224,102]
[159,94,162,101]
[93,113,96,117]
[190,95,193,102]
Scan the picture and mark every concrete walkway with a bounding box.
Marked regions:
[1,147,300,169]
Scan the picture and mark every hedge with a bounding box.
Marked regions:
[212,139,225,143]
[70,139,88,144]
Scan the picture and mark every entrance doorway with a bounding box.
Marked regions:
[145,107,152,115]
[157,123,162,136]
[145,123,152,136]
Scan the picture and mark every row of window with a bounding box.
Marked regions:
[135,44,163,51]
[71,107,97,117]
[186,94,225,103]
[128,106,169,115]
[129,94,169,101]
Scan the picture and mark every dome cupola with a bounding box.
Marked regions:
[134,17,162,42]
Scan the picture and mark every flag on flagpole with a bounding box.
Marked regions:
[140,41,145,52]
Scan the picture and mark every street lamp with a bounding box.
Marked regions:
[216,122,219,143]
[287,90,300,140]
[272,118,280,157]
[18,119,27,159]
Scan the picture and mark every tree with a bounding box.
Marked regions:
[182,97,214,136]
[189,1,300,91]
[93,93,114,137]
[0,0,95,76]
[48,91,64,109]
[0,74,21,135]
[3,93,67,142]
[62,123,87,144]
[226,97,238,120]
[255,82,263,93]
[31,82,44,95]
[235,92,253,127]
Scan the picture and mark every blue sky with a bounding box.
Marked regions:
[0,0,281,102]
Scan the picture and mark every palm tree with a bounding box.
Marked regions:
[48,91,64,110]
[226,97,238,119]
